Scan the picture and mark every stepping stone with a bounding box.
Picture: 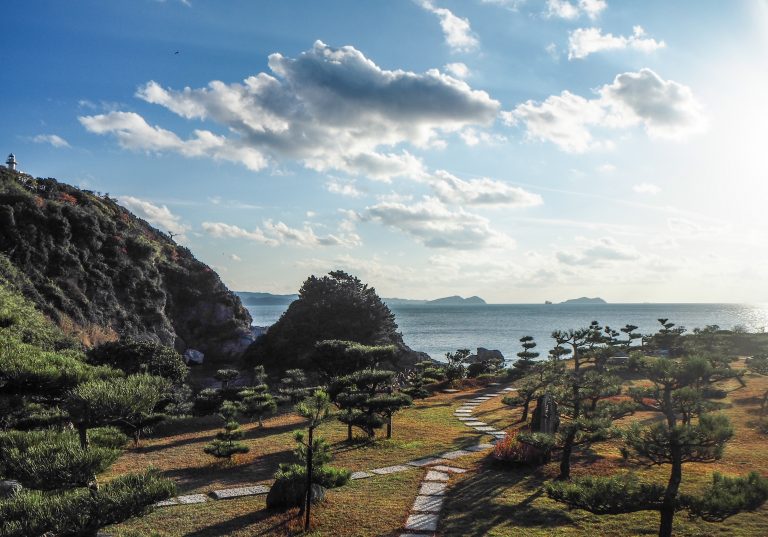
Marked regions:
[455,407,474,411]
[405,513,439,532]
[442,388,459,393]
[424,470,450,482]
[454,410,473,414]
[408,457,447,467]
[176,494,208,505]
[210,485,269,500]
[457,417,476,421]
[491,432,507,438]
[503,387,518,391]
[350,471,374,480]
[439,449,472,459]
[488,382,501,386]
[419,481,447,496]
[155,498,179,507]
[464,421,486,426]
[467,443,495,451]
[412,494,444,513]
[474,426,498,432]
[400,534,435,537]
[372,465,411,475]
[432,465,467,474]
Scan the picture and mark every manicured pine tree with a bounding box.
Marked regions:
[402,366,431,400]
[746,353,768,412]
[295,390,332,531]
[278,368,310,403]
[214,368,239,390]
[204,400,249,460]
[547,354,768,537]
[240,382,277,428]
[512,336,539,377]
[620,324,642,352]
[503,360,563,422]
[444,348,470,383]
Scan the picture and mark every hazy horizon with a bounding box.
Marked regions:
[3,1,767,303]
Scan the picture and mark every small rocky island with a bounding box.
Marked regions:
[560,297,607,304]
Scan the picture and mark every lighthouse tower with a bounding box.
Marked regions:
[6,154,17,171]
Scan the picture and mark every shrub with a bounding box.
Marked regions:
[493,429,551,465]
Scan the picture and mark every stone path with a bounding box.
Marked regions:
[397,383,516,536]
[155,382,517,537]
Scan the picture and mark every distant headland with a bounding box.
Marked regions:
[559,297,607,305]
[238,292,488,307]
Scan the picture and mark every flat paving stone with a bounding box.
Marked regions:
[432,465,467,474]
[424,470,450,482]
[155,498,179,507]
[350,471,375,480]
[210,486,269,500]
[408,457,447,467]
[488,382,501,386]
[464,421,486,426]
[503,387,518,391]
[405,513,439,532]
[439,449,472,459]
[457,417,476,421]
[419,481,447,496]
[412,494,444,512]
[491,432,508,438]
[474,426,499,432]
[442,388,460,393]
[372,465,411,475]
[468,443,495,451]
[400,534,435,537]
[176,494,208,505]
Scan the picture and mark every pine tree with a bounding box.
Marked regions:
[547,354,768,537]
[444,348,470,383]
[503,360,563,422]
[278,368,310,404]
[214,368,239,390]
[512,336,539,377]
[240,383,277,427]
[295,390,332,531]
[204,401,249,460]
[746,353,768,412]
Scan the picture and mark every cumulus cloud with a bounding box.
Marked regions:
[444,62,470,79]
[418,1,480,53]
[430,170,543,208]
[325,178,363,198]
[202,218,361,248]
[504,68,705,152]
[633,182,661,195]
[80,41,498,181]
[556,236,639,266]
[568,26,665,60]
[31,134,70,148]
[546,0,606,20]
[364,196,512,249]
[118,196,190,240]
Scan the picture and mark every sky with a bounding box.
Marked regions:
[2,0,767,303]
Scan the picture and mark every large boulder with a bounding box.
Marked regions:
[183,348,205,365]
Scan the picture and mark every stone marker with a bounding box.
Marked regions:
[531,393,560,434]
[372,465,411,475]
[419,481,447,496]
[350,471,374,480]
[210,486,269,500]
[413,494,444,512]
[432,465,467,473]
[425,470,450,482]
[405,513,439,532]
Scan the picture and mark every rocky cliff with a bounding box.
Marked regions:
[0,167,252,358]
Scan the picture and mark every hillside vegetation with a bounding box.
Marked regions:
[0,167,251,357]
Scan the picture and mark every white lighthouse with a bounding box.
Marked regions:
[6,154,17,171]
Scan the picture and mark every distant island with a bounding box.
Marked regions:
[237,291,299,306]
[560,297,607,305]
[385,295,487,306]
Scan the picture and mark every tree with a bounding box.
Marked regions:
[310,340,398,381]
[86,338,188,385]
[277,368,311,404]
[512,336,539,377]
[328,369,412,440]
[240,384,277,427]
[204,400,249,460]
[746,353,768,412]
[445,348,470,383]
[214,368,239,390]
[549,354,768,537]
[620,324,643,352]
[295,390,332,531]
[66,374,169,448]
[245,271,408,374]
[503,360,563,422]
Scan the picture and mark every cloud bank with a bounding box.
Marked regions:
[568,26,665,60]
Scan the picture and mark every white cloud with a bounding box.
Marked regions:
[118,196,190,240]
[505,68,705,152]
[80,41,498,181]
[546,0,606,20]
[545,42,560,61]
[458,127,507,146]
[326,178,363,198]
[364,196,512,249]
[229,254,242,262]
[430,170,543,208]
[444,62,470,79]
[556,236,639,266]
[597,163,616,173]
[568,26,665,60]
[31,134,70,148]
[633,182,661,195]
[418,1,479,53]
[202,218,361,249]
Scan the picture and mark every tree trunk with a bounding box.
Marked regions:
[386,413,392,439]
[258,415,263,428]
[658,447,682,537]
[558,428,576,480]
[521,398,531,422]
[305,426,314,531]
[77,424,89,450]
[347,423,352,442]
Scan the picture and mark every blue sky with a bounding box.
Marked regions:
[2,1,767,303]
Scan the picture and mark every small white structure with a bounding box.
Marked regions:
[5,154,17,171]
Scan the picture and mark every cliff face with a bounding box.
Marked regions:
[0,167,252,358]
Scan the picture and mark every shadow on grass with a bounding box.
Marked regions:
[440,460,574,537]
[183,507,298,537]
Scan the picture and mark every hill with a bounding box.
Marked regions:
[385,295,487,306]
[0,167,252,358]
[560,297,607,305]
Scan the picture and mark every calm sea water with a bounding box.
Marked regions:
[245,303,768,361]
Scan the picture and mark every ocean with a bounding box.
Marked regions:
[244,303,768,362]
